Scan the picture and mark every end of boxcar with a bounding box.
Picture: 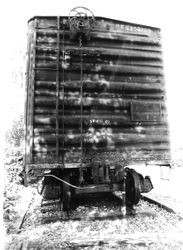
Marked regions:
[24,7,169,212]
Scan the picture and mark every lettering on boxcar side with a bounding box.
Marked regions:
[131,102,161,122]
[89,119,111,125]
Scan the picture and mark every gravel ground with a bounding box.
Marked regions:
[4,150,183,250]
[141,166,183,219]
[5,189,183,250]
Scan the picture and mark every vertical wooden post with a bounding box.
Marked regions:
[29,18,37,164]
[24,20,37,184]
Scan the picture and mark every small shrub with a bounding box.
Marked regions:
[5,115,24,147]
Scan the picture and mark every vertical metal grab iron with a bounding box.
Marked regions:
[68,7,95,183]
[56,17,66,166]
[56,16,60,161]
[62,20,66,166]
[79,36,84,184]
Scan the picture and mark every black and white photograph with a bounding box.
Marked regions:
[2,0,183,249]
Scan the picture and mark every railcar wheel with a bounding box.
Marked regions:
[62,174,71,211]
[125,168,141,205]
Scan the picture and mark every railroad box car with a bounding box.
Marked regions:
[24,7,170,210]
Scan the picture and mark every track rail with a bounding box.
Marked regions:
[17,192,183,233]
[13,191,183,250]
[141,195,183,220]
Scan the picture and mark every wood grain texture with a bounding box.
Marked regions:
[25,16,170,167]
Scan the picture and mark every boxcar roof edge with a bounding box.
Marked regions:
[28,15,161,31]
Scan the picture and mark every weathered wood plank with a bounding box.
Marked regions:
[34,94,165,103]
[26,20,37,164]
[35,17,160,36]
[35,60,163,75]
[34,91,165,100]
[35,82,165,98]
[91,31,160,44]
[36,50,162,63]
[36,51,162,65]
[33,145,171,155]
[36,42,161,53]
[65,64,163,75]
[36,42,162,60]
[33,129,170,141]
[33,109,166,117]
[34,114,168,127]
[35,69,164,82]
[93,18,160,36]
[33,104,167,117]
[33,124,169,136]
[25,24,33,165]
[34,96,165,107]
[35,80,56,88]
[33,148,170,164]
[35,81,165,92]
[35,79,165,89]
[36,29,161,45]
[33,125,169,136]
[33,144,171,158]
[35,60,163,70]
[33,132,169,147]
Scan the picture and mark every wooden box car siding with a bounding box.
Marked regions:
[25,16,170,168]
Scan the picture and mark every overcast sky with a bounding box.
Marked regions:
[1,0,183,149]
